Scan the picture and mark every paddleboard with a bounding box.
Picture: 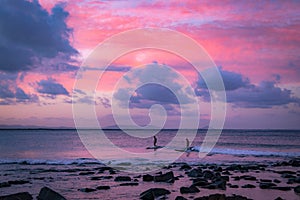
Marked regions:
[146,145,164,149]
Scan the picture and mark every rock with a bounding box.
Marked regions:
[294,185,300,194]
[109,169,116,174]
[140,188,171,200]
[215,166,223,172]
[0,192,33,200]
[187,169,202,178]
[271,187,291,191]
[154,171,175,183]
[175,196,187,200]
[195,193,226,200]
[289,158,300,167]
[0,182,11,188]
[194,194,251,200]
[274,197,284,200]
[143,174,154,182]
[281,174,296,179]
[222,171,231,175]
[203,170,214,179]
[229,185,239,188]
[259,182,277,189]
[242,184,256,188]
[91,176,113,180]
[120,182,139,186]
[275,170,296,175]
[8,180,30,185]
[114,176,131,182]
[180,164,192,170]
[260,179,272,182]
[206,179,226,190]
[79,188,97,193]
[96,186,110,190]
[180,185,200,194]
[192,178,209,187]
[273,179,281,183]
[79,171,95,175]
[37,187,66,200]
[240,175,256,181]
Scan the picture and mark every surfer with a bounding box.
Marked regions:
[153,136,157,147]
[185,138,190,150]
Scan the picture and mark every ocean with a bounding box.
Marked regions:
[0,129,299,199]
[0,129,299,166]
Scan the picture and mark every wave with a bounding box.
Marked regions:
[209,148,300,157]
[0,158,103,165]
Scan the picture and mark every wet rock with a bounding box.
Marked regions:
[229,184,239,188]
[91,176,113,180]
[143,174,154,182]
[187,168,202,178]
[175,196,187,200]
[240,175,256,181]
[37,187,66,200]
[96,186,110,190]
[242,184,256,188]
[120,182,139,186]
[140,188,171,200]
[180,185,200,194]
[271,186,291,191]
[154,171,175,183]
[79,188,97,193]
[259,182,277,189]
[109,169,117,174]
[206,179,226,190]
[0,192,33,200]
[180,164,192,170]
[192,178,209,187]
[215,166,223,172]
[274,197,284,200]
[114,176,131,182]
[289,158,300,167]
[275,170,296,175]
[273,179,281,183]
[194,194,251,200]
[79,171,95,175]
[294,185,300,194]
[8,180,30,185]
[281,174,296,179]
[222,171,231,175]
[0,182,11,188]
[260,179,272,183]
[203,170,214,179]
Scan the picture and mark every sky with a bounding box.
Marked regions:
[0,0,300,129]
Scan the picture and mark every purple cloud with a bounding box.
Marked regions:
[196,68,300,108]
[0,0,78,72]
[37,79,69,96]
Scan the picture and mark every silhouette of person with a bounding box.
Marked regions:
[153,136,157,147]
[185,138,190,150]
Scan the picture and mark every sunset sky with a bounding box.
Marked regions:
[0,0,300,129]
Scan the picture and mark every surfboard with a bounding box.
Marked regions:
[175,146,200,152]
[146,146,164,149]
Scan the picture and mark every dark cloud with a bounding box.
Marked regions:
[0,0,78,72]
[129,83,179,105]
[196,68,300,108]
[37,79,69,95]
[197,67,250,91]
[113,63,195,113]
[0,74,38,104]
[227,81,300,108]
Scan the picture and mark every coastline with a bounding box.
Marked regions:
[1,158,300,200]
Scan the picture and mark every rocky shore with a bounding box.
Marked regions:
[0,158,300,200]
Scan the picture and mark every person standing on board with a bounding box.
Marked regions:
[153,136,157,147]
